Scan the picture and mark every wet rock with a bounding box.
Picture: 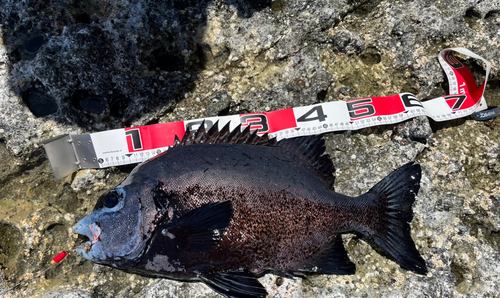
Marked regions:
[23,36,45,54]
[0,222,22,278]
[72,92,107,115]
[23,90,58,117]
[21,35,46,60]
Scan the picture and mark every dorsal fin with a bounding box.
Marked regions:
[175,121,277,147]
[277,135,335,188]
[175,122,334,187]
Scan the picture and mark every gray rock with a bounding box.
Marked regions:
[41,290,92,298]
[331,30,365,54]
[139,279,219,298]
[204,90,233,117]
[0,0,499,297]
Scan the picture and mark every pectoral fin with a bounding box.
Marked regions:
[200,271,267,298]
[160,200,233,253]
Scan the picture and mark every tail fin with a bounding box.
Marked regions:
[361,162,427,274]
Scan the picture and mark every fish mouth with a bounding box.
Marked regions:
[73,221,102,256]
[75,233,92,253]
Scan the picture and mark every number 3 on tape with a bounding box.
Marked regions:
[240,114,269,133]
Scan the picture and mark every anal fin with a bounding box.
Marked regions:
[200,271,267,298]
[295,235,355,276]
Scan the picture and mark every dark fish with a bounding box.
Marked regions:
[73,123,427,297]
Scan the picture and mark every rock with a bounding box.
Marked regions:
[138,279,219,298]
[393,116,434,143]
[0,0,499,297]
[70,169,104,192]
[331,30,365,54]
[204,90,233,117]
[23,90,58,118]
[41,291,92,298]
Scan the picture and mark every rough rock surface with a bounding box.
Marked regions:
[0,0,499,297]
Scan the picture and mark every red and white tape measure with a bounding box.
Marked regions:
[42,48,496,180]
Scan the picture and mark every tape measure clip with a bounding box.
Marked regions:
[42,134,79,180]
[42,134,98,180]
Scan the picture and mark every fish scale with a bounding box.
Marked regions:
[73,123,426,298]
[150,185,337,271]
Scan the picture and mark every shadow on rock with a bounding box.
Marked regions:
[0,0,270,130]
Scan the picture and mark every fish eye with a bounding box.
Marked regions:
[101,190,121,208]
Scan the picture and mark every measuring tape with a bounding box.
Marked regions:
[42,48,496,180]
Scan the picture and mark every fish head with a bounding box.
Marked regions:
[73,181,160,267]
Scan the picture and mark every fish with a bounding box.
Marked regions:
[73,123,427,298]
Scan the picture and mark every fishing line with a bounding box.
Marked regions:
[0,251,68,296]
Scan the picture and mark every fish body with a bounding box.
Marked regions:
[74,124,427,297]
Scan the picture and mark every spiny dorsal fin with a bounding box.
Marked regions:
[176,122,334,186]
[175,121,277,147]
[277,135,335,188]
